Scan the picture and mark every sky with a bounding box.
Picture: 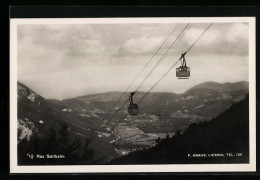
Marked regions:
[17,22,249,100]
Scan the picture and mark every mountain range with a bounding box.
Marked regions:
[17,81,249,164]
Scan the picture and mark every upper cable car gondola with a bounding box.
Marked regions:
[176,52,190,79]
[128,92,139,115]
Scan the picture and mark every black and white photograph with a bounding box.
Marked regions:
[10,17,256,173]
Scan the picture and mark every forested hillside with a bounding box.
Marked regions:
[110,95,249,164]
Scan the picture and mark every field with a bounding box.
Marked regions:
[113,126,174,154]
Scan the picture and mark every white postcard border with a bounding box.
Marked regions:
[10,17,256,173]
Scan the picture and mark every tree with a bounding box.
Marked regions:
[79,139,96,164]
[155,137,161,144]
[18,123,97,165]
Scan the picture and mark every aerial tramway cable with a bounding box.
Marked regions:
[102,24,159,120]
[134,24,190,92]
[108,23,213,123]
[186,23,213,53]
[137,60,180,104]
[138,23,213,104]
[102,24,180,121]
[106,24,190,123]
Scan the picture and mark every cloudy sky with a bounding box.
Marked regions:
[17,22,249,100]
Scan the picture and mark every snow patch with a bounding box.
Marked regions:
[149,115,159,121]
[61,108,72,112]
[39,120,44,124]
[116,149,130,156]
[186,95,195,100]
[18,118,36,141]
[222,93,232,99]
[97,131,111,138]
[110,140,115,143]
[80,114,90,117]
[194,105,204,109]
[68,129,86,137]
[74,132,85,137]
[90,112,99,118]
[27,92,36,102]
[18,124,32,141]
[92,108,105,114]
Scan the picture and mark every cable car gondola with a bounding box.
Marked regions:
[128,92,139,115]
[176,52,190,79]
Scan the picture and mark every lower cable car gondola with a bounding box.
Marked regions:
[176,52,190,79]
[128,92,139,115]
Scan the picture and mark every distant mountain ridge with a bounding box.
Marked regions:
[65,81,248,98]
[43,81,249,133]
[185,81,248,94]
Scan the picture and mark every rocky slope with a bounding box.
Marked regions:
[17,82,119,164]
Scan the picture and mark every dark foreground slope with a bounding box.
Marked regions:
[110,95,249,164]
